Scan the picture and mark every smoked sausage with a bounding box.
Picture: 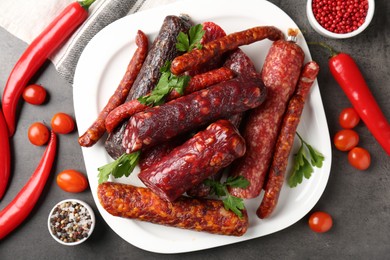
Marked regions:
[138,120,246,202]
[170,26,284,75]
[78,30,148,147]
[98,182,248,236]
[122,76,266,154]
[229,30,305,199]
[105,15,192,159]
[257,61,320,219]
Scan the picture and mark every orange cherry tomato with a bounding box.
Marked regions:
[333,129,359,151]
[51,112,75,134]
[28,122,50,146]
[339,107,360,129]
[308,211,333,233]
[56,169,88,193]
[22,84,47,105]
[348,147,371,170]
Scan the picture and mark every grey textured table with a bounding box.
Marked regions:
[0,1,389,259]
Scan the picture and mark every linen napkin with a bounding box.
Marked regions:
[0,0,177,84]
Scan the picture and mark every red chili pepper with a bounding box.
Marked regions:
[311,42,390,156]
[1,0,95,137]
[0,131,57,240]
[0,108,11,200]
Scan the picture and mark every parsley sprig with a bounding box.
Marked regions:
[176,24,205,52]
[288,133,325,188]
[98,151,141,184]
[204,176,250,218]
[138,62,190,106]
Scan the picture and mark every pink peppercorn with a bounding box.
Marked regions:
[312,0,368,34]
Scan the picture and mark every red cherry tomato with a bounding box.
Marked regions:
[51,112,75,134]
[28,122,50,146]
[334,129,359,151]
[348,147,371,170]
[56,169,88,193]
[22,84,47,105]
[308,211,333,233]
[339,107,360,129]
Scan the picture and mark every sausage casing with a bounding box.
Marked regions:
[138,120,246,202]
[97,182,249,236]
[257,61,320,219]
[229,38,305,199]
[78,30,148,147]
[105,15,192,159]
[122,76,266,154]
[170,26,284,75]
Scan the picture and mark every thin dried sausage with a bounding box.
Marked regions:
[138,120,246,202]
[257,61,320,219]
[78,30,148,147]
[229,32,305,199]
[170,26,284,75]
[97,182,248,236]
[104,15,192,159]
[122,76,266,154]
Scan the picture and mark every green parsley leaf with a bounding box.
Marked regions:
[288,133,324,188]
[188,24,205,51]
[176,31,190,52]
[176,24,205,53]
[307,143,325,168]
[97,151,141,184]
[225,176,250,189]
[138,62,190,107]
[223,195,245,218]
[204,179,226,197]
[204,176,249,218]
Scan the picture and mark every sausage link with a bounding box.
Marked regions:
[170,26,284,75]
[98,182,248,236]
[257,61,320,219]
[229,37,305,199]
[104,15,192,159]
[188,48,258,198]
[122,77,266,154]
[138,120,245,202]
[78,30,148,147]
[104,67,235,133]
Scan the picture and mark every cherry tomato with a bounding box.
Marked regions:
[22,84,47,105]
[339,107,360,129]
[333,129,359,151]
[51,112,75,134]
[28,122,50,146]
[348,147,371,170]
[308,211,333,233]
[56,169,88,193]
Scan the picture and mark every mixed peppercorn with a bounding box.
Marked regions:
[49,201,93,243]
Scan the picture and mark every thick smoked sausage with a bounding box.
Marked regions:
[98,182,248,236]
[122,76,266,154]
[138,120,246,202]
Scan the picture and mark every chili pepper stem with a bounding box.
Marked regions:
[307,42,339,58]
[79,0,96,10]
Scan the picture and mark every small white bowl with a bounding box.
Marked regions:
[307,0,375,39]
[48,199,95,246]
